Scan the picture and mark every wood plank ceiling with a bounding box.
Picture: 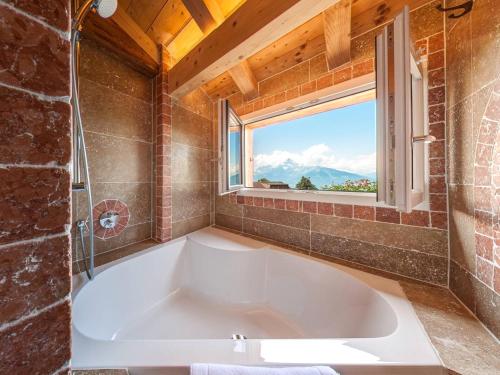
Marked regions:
[82,0,430,98]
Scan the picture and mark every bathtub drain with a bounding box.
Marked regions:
[232,334,247,340]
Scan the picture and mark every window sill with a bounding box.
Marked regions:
[237,188,430,210]
[238,188,384,206]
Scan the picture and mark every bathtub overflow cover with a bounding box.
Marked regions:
[232,334,247,340]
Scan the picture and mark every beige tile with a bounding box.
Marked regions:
[446,13,472,109]
[243,218,310,250]
[215,213,243,232]
[449,260,476,311]
[409,0,443,42]
[311,214,448,257]
[474,276,500,338]
[258,61,310,97]
[176,87,212,120]
[447,98,474,184]
[243,206,310,230]
[73,222,152,261]
[172,143,212,183]
[85,132,152,183]
[401,280,500,374]
[80,77,152,142]
[172,214,211,239]
[449,184,476,272]
[470,0,500,92]
[311,232,448,285]
[172,104,212,149]
[215,195,243,217]
[172,182,211,222]
[80,39,152,102]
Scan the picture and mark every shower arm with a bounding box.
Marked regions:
[73,0,97,32]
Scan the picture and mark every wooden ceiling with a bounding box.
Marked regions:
[82,0,430,98]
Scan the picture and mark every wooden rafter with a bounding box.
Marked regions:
[181,0,217,33]
[323,0,351,70]
[110,5,160,65]
[168,0,341,98]
[228,60,259,100]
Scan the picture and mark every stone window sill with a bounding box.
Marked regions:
[237,188,430,211]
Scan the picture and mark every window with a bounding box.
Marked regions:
[218,100,244,193]
[218,6,434,212]
[246,90,376,193]
[376,5,434,212]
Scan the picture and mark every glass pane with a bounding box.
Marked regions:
[228,113,242,187]
[250,98,377,193]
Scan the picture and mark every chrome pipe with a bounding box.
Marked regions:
[71,29,94,280]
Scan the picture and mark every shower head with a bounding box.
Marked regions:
[73,0,117,31]
[96,0,117,18]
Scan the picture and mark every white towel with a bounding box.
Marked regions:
[191,364,339,375]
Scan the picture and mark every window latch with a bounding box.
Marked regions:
[412,135,436,144]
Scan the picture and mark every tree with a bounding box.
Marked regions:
[257,177,271,183]
[295,176,318,190]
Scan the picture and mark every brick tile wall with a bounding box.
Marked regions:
[0,1,72,373]
[154,46,173,242]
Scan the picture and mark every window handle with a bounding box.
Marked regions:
[412,135,436,144]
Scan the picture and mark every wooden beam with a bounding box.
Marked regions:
[181,0,217,33]
[351,0,429,38]
[228,60,259,100]
[168,0,340,98]
[323,0,351,70]
[110,5,160,65]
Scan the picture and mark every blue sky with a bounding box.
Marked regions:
[252,100,377,175]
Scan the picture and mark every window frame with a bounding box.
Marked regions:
[376,5,432,212]
[218,99,245,195]
[238,74,380,203]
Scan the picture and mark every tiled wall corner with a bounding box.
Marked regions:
[154,46,173,242]
[170,87,214,239]
[0,1,72,373]
[446,0,500,339]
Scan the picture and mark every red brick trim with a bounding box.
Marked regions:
[154,47,172,243]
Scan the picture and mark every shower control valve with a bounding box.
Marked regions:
[99,211,119,229]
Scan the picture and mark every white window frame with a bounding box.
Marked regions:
[218,74,385,205]
[218,99,244,195]
[376,5,433,212]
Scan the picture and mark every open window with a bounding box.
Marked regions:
[218,6,433,212]
[376,5,434,212]
[218,99,244,195]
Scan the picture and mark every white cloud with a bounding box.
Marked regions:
[254,144,376,174]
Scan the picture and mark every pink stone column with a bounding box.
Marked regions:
[154,46,173,242]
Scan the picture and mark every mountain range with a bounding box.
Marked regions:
[254,160,374,188]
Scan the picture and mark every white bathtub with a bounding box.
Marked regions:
[72,227,444,375]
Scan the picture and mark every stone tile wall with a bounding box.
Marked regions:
[215,1,449,286]
[171,88,215,238]
[446,0,500,338]
[73,38,154,271]
[0,0,72,373]
[217,194,449,285]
